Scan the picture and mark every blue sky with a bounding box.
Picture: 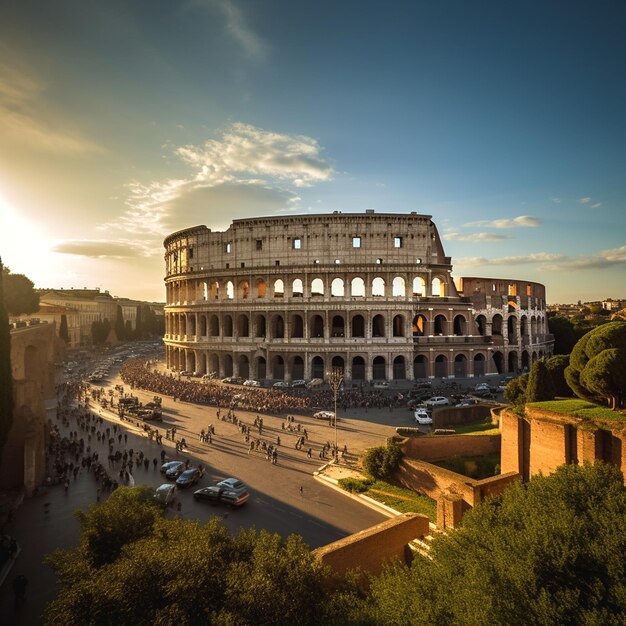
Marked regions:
[0,0,624,303]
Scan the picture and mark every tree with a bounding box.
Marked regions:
[525,360,555,403]
[1,266,39,315]
[504,373,528,406]
[362,442,403,480]
[45,487,339,626]
[134,305,143,339]
[544,354,573,398]
[114,305,125,341]
[91,319,111,345]
[548,315,578,355]
[366,462,626,626]
[565,321,626,409]
[124,319,132,338]
[58,314,69,344]
[0,259,14,465]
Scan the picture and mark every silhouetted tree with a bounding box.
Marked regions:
[544,354,572,398]
[58,314,69,344]
[1,266,39,315]
[114,305,125,341]
[0,259,14,465]
[548,315,578,355]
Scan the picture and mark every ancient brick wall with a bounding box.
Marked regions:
[432,405,493,428]
[401,434,500,461]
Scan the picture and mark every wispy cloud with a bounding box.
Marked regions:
[192,0,267,60]
[579,197,591,204]
[455,252,565,268]
[0,55,102,154]
[443,231,511,242]
[591,202,602,208]
[551,197,561,204]
[53,240,152,258]
[463,215,541,229]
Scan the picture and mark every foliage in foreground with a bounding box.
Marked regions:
[368,462,626,626]
[0,262,13,465]
[362,441,403,480]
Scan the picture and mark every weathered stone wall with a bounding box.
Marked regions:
[432,405,493,428]
[313,512,430,577]
[401,433,500,462]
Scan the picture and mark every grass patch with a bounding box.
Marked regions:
[452,418,500,435]
[528,400,626,421]
[433,453,500,479]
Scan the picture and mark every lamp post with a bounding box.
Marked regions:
[327,367,343,463]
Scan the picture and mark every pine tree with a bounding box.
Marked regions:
[0,258,14,465]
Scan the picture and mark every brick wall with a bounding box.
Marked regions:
[313,512,430,577]
[401,434,500,461]
[432,405,493,428]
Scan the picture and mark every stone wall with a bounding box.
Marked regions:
[313,512,430,577]
[432,405,493,428]
[401,433,500,462]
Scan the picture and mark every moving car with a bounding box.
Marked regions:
[176,468,202,488]
[313,410,335,420]
[194,477,250,507]
[154,483,177,506]
[424,396,450,407]
[414,409,433,425]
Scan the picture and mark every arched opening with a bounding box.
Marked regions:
[209,281,219,299]
[508,351,518,373]
[331,356,345,371]
[412,314,427,337]
[351,277,365,297]
[352,356,365,380]
[453,315,466,336]
[372,356,386,380]
[223,315,233,337]
[392,276,406,297]
[238,355,250,379]
[256,279,267,298]
[292,278,303,297]
[256,356,267,380]
[522,351,530,371]
[351,315,365,338]
[521,316,528,336]
[507,315,517,340]
[189,315,197,336]
[413,355,428,379]
[290,314,304,338]
[292,356,304,380]
[180,315,187,335]
[254,315,266,338]
[372,314,385,337]
[492,351,504,374]
[393,356,406,379]
[392,315,404,337]
[223,354,233,377]
[199,315,207,337]
[434,315,447,335]
[492,314,503,336]
[413,276,426,296]
[372,277,385,297]
[311,315,324,338]
[209,353,219,376]
[473,353,485,377]
[186,351,196,373]
[454,354,468,377]
[311,356,324,379]
[271,315,285,339]
[225,281,234,300]
[475,315,486,336]
[209,315,220,336]
[202,281,208,300]
[237,314,249,337]
[238,280,250,299]
[331,278,345,297]
[273,279,284,298]
[431,277,443,297]
[311,278,324,296]
[272,355,285,380]
[434,354,448,378]
[331,315,345,337]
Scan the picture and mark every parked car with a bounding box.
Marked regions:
[313,410,335,420]
[243,379,261,387]
[424,396,450,407]
[222,376,244,384]
[160,460,184,475]
[414,409,433,425]
[373,381,389,389]
[179,370,193,376]
[202,372,218,380]
[193,485,250,507]
[474,383,491,392]
[273,381,290,388]
[216,478,250,507]
[154,483,177,506]
[291,379,307,388]
[306,378,324,389]
[165,462,188,479]
[176,468,202,488]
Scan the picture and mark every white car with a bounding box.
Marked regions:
[424,396,450,407]
[243,379,261,387]
[414,409,432,425]
[313,410,335,420]
[291,379,307,388]
[273,381,290,388]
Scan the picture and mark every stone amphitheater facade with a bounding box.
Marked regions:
[163,212,554,382]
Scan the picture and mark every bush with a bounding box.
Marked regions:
[338,477,373,493]
[362,442,403,480]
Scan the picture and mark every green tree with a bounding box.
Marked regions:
[362,442,403,480]
[547,315,578,354]
[58,314,69,344]
[525,359,555,403]
[504,373,528,406]
[134,305,143,339]
[1,266,39,315]
[366,462,626,626]
[544,354,572,398]
[565,321,626,409]
[114,305,125,341]
[0,259,14,465]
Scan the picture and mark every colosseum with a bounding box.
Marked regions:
[163,211,554,382]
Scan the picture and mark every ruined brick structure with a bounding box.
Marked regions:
[163,212,553,381]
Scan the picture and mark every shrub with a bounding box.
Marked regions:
[362,442,403,480]
[338,477,372,493]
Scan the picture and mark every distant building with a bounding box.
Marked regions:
[602,298,626,311]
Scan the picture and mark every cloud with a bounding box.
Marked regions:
[579,197,591,204]
[443,231,511,242]
[591,202,602,208]
[0,55,102,154]
[455,252,565,268]
[551,197,561,203]
[463,215,541,229]
[53,240,152,258]
[192,0,267,60]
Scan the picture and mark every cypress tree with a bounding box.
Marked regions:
[59,314,70,344]
[526,359,555,402]
[0,258,14,465]
[114,305,125,341]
